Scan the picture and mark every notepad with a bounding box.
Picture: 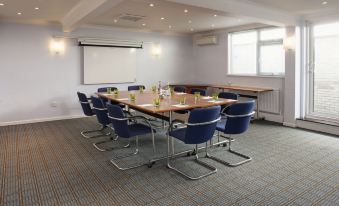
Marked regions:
[172,104,189,108]
[138,104,154,107]
[117,98,129,101]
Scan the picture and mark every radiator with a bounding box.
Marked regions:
[237,90,281,114]
[258,90,281,114]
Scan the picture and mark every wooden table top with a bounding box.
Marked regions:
[98,91,237,113]
[212,85,273,93]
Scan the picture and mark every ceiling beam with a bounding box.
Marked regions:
[62,0,124,32]
[167,0,299,26]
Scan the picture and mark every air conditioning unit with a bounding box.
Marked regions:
[195,35,218,46]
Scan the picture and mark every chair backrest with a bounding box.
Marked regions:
[91,96,110,126]
[184,106,221,144]
[223,101,255,135]
[128,85,145,91]
[218,92,238,100]
[174,86,186,93]
[77,92,94,116]
[190,88,206,96]
[107,104,130,138]
[97,87,118,93]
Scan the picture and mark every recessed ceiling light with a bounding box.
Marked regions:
[149,3,154,7]
[161,17,165,20]
[17,12,22,15]
[188,20,192,23]
[35,7,39,10]
[142,23,146,26]
[184,9,188,13]
[214,14,217,17]
[0,3,4,6]
[114,19,118,23]
[322,1,328,5]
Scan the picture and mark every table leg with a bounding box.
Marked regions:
[256,92,260,119]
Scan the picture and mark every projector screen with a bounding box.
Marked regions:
[83,46,137,84]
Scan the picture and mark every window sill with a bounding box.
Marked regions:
[226,74,285,79]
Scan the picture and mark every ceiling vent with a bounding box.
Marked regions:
[195,35,218,46]
[118,13,145,22]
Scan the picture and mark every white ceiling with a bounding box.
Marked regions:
[88,0,253,34]
[0,0,81,24]
[248,0,339,15]
[0,0,339,33]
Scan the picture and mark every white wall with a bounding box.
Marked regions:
[192,31,285,122]
[0,22,194,125]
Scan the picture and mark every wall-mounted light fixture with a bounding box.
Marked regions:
[49,38,65,54]
[151,43,162,57]
[283,36,295,51]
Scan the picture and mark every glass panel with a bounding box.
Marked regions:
[260,28,285,40]
[260,44,285,75]
[311,22,339,120]
[229,31,257,75]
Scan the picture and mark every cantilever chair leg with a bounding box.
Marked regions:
[110,130,156,170]
[167,136,217,180]
[81,125,111,139]
[208,135,252,167]
[110,136,151,170]
[92,134,119,152]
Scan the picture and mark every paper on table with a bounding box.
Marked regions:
[138,104,154,107]
[202,96,212,99]
[172,104,189,108]
[175,92,186,95]
[207,100,223,103]
[117,98,129,101]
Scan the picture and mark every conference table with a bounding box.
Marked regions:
[97,91,237,162]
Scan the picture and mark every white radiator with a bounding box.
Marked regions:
[258,90,280,114]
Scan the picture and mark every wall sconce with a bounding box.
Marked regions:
[50,38,65,54]
[283,36,295,51]
[151,43,162,57]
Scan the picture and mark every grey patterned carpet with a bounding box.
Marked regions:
[0,117,338,206]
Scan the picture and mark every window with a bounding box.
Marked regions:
[228,27,285,76]
[305,22,339,123]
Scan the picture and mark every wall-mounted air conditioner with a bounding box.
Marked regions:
[78,38,143,48]
[195,35,218,46]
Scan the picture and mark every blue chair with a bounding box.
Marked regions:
[174,86,186,93]
[167,106,221,180]
[77,92,109,139]
[209,101,255,167]
[90,96,117,152]
[107,104,156,170]
[128,85,145,91]
[97,87,118,93]
[190,88,206,96]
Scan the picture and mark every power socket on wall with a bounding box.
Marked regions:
[50,101,58,108]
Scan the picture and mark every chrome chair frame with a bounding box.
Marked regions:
[208,111,255,167]
[167,117,221,180]
[108,115,156,170]
[79,100,112,139]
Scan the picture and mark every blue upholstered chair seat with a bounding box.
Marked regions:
[128,124,156,137]
[168,128,186,142]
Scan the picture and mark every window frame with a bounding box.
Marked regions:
[228,27,285,77]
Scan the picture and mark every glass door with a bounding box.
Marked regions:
[306,22,339,124]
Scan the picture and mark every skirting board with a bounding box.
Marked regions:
[296,120,339,136]
[0,115,86,127]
